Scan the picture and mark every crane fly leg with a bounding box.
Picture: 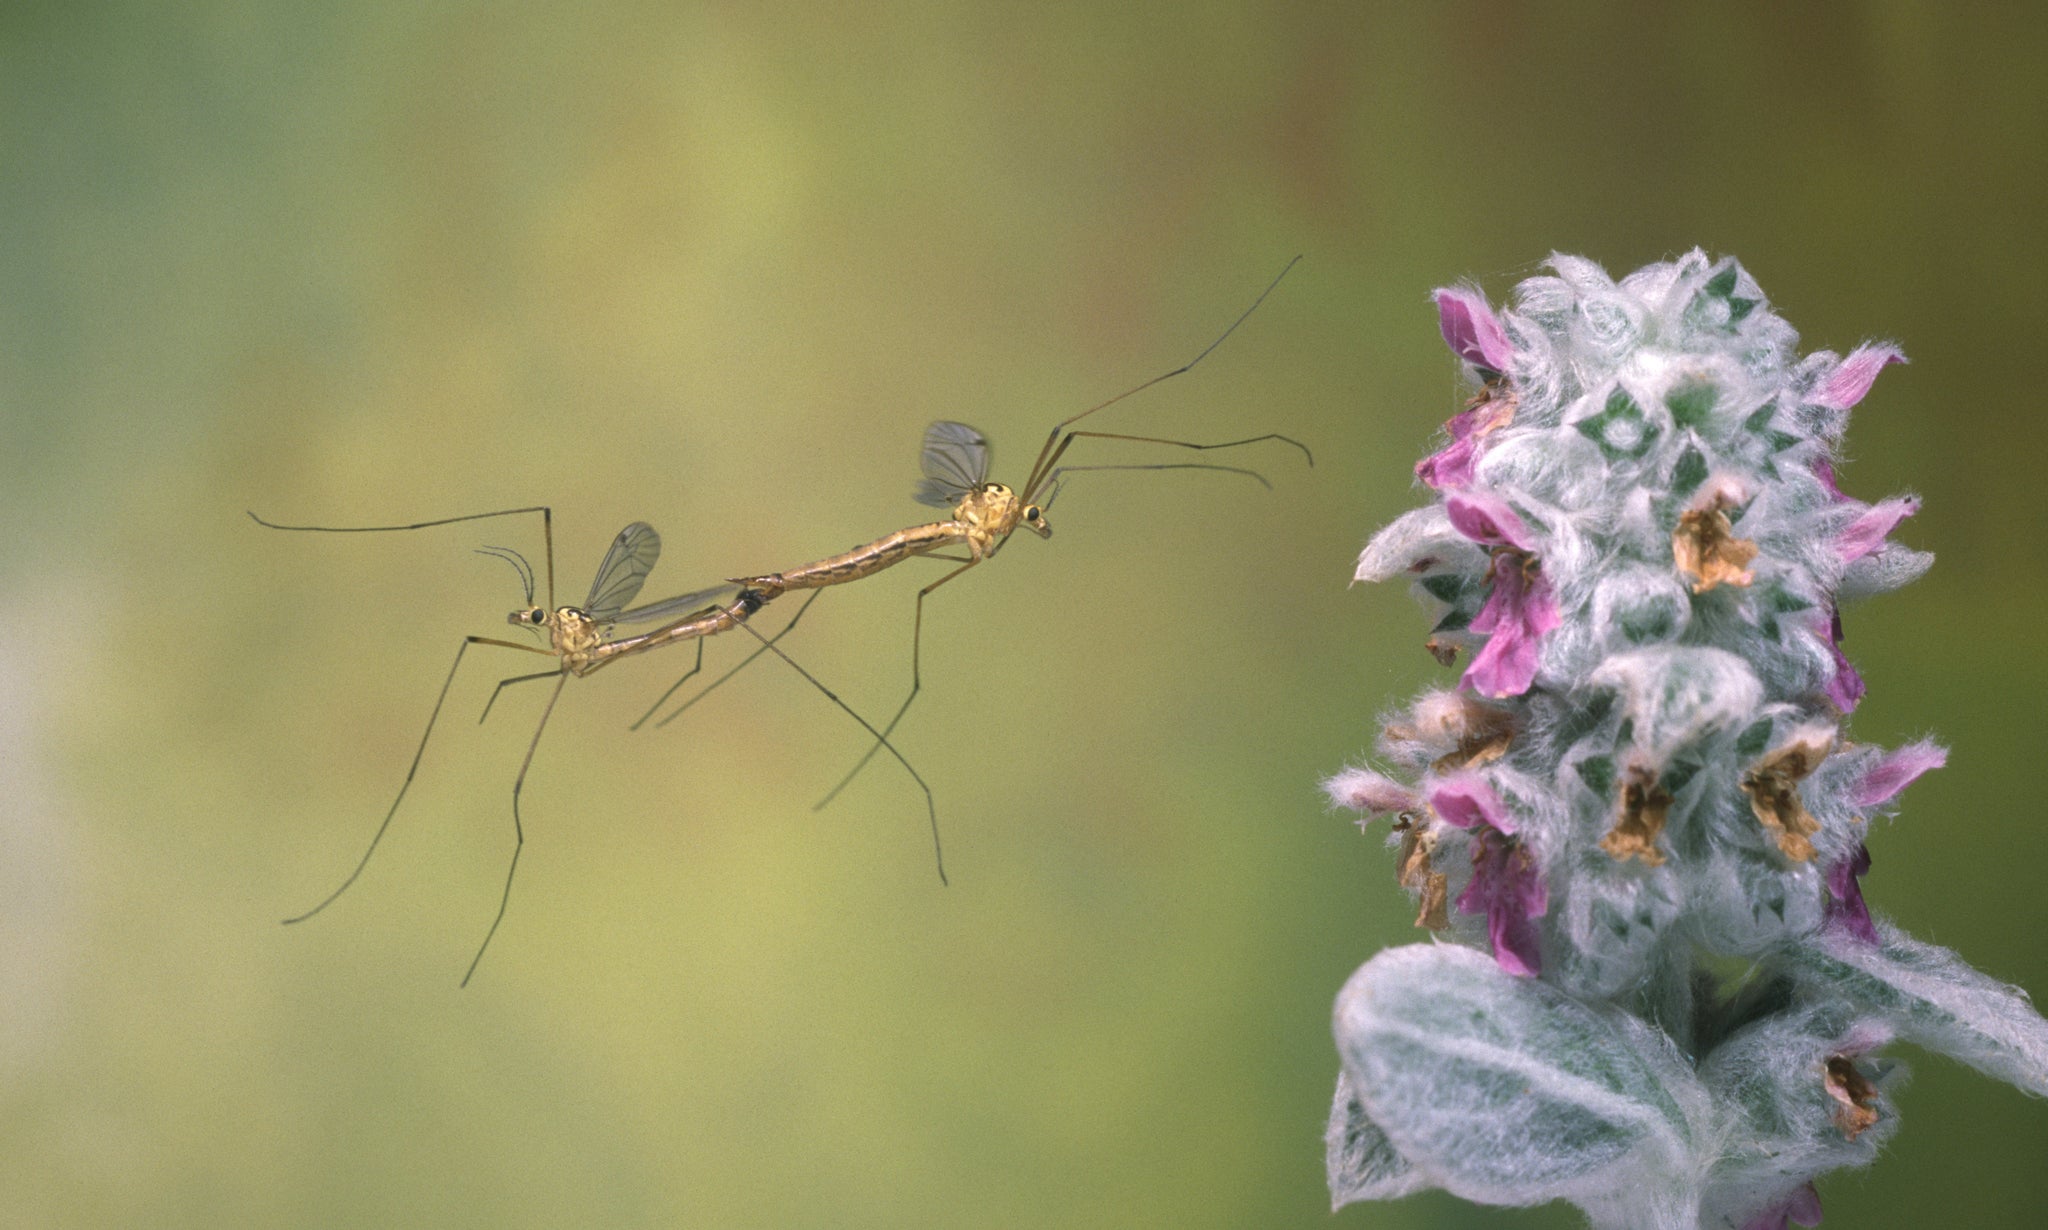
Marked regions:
[248,506,560,610]
[814,559,977,810]
[283,634,551,928]
[729,617,948,885]
[479,668,569,725]
[462,672,568,987]
[640,589,824,731]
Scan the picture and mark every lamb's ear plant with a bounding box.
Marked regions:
[1325,251,2048,1229]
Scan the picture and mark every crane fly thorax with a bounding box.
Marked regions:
[954,482,1027,558]
[548,607,608,660]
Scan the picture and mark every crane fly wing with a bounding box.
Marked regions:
[913,420,989,508]
[584,522,662,620]
[609,582,743,626]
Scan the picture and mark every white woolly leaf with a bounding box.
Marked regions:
[1696,1001,1900,1229]
[1474,428,1609,511]
[1787,923,2048,1097]
[1838,544,1934,601]
[1355,504,1484,584]
[1552,867,1683,1000]
[1325,1067,1428,1208]
[1587,645,1763,760]
[1333,944,1708,1228]
[1689,846,1825,957]
[1588,564,1693,653]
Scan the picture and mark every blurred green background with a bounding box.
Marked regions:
[3,3,2044,1226]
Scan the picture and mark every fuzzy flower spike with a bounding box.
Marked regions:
[1324,252,2046,1230]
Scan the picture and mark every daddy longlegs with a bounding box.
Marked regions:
[250,506,937,985]
[636,256,1311,805]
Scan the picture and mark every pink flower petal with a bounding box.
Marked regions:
[1486,907,1544,978]
[1444,493,1535,551]
[1415,434,1477,490]
[1825,658,1866,711]
[1462,566,1558,698]
[1428,774,1513,834]
[1746,1182,1826,1230]
[1838,496,1918,564]
[1325,768,1421,817]
[1433,286,1513,374]
[1849,740,1947,810]
[1444,402,1485,443]
[1824,844,1879,945]
[1812,457,1845,501]
[1813,344,1906,411]
[1788,1183,1825,1227]
[1822,610,1866,712]
[1454,829,1547,977]
[1741,1204,1785,1230]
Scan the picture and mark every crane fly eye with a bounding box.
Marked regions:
[1024,505,1042,522]
[529,609,547,624]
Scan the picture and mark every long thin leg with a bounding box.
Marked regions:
[283,634,553,927]
[642,589,823,731]
[730,619,948,885]
[1056,431,1310,470]
[1045,460,1278,491]
[1022,428,1310,507]
[1057,429,1312,468]
[462,672,568,987]
[814,560,977,809]
[630,641,707,730]
[248,506,558,609]
[1020,255,1299,497]
[480,668,570,726]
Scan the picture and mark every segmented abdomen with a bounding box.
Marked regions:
[750,522,965,594]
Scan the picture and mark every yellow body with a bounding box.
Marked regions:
[954,482,1042,558]
[507,591,767,677]
[549,608,607,672]
[744,482,1049,599]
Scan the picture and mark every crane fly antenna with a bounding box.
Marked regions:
[1020,255,1300,500]
[249,505,558,610]
[475,545,537,606]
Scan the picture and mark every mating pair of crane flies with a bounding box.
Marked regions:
[258,255,1307,984]
[248,506,926,985]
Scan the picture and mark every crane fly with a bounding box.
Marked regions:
[250,505,937,986]
[637,256,1312,805]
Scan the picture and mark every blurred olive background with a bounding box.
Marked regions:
[3,3,2044,1227]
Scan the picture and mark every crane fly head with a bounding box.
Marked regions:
[479,544,549,639]
[958,481,1052,548]
[510,605,604,657]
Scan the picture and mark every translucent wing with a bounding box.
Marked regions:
[610,581,741,626]
[913,420,990,508]
[584,522,662,620]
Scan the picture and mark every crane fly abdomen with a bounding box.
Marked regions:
[745,522,969,596]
